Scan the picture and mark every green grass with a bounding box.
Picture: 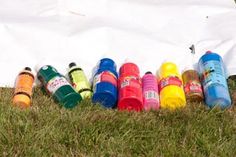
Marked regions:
[0,80,236,156]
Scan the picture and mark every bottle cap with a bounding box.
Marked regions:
[206,51,212,54]
[145,71,152,75]
[69,62,77,68]
[24,67,32,71]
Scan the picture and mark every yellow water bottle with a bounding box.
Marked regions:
[158,62,186,110]
[68,62,92,99]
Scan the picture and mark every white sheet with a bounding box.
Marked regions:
[0,0,236,87]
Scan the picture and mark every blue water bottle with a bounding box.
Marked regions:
[198,51,231,109]
[92,58,118,108]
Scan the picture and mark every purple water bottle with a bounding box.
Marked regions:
[142,72,160,111]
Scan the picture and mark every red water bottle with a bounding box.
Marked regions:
[118,62,143,111]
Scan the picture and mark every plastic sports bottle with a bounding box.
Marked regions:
[37,65,82,108]
[142,72,160,111]
[68,62,92,99]
[13,67,34,108]
[92,58,118,108]
[198,51,231,109]
[158,62,186,110]
[182,69,204,102]
[118,62,143,112]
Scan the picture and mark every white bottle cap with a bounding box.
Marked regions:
[124,58,133,63]
[35,59,52,73]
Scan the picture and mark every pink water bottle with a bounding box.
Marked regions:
[142,72,160,111]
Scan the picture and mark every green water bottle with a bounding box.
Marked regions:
[68,62,93,99]
[37,65,82,108]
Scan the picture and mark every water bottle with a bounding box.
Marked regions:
[92,58,118,108]
[37,65,82,108]
[13,67,34,108]
[142,72,160,111]
[198,51,231,109]
[158,62,186,110]
[118,62,143,112]
[68,62,93,99]
[182,69,204,102]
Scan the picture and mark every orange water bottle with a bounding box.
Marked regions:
[13,67,35,108]
[158,62,186,110]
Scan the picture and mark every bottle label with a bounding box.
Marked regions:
[159,76,182,92]
[15,74,34,96]
[201,60,227,89]
[120,76,141,89]
[46,76,70,94]
[121,79,130,88]
[93,71,117,90]
[144,90,158,100]
[70,70,90,91]
[184,81,202,94]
